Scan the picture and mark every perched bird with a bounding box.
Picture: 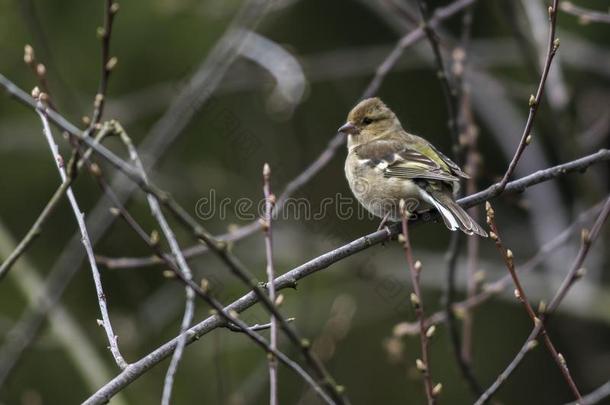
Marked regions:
[339,97,487,237]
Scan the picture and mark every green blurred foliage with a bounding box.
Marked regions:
[1,0,609,404]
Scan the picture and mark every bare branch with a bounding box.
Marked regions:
[415,0,460,153]
[400,201,436,404]
[34,99,128,370]
[225,318,295,333]
[461,149,609,208]
[22,44,56,110]
[108,122,196,405]
[0,126,113,280]
[458,58,485,399]
[475,196,610,405]
[364,0,476,100]
[89,0,119,127]
[560,2,610,24]
[0,181,69,279]
[0,221,128,405]
[566,381,610,405]
[262,163,278,405]
[490,0,561,196]
[485,202,582,401]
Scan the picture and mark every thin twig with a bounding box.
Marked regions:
[0,181,69,279]
[444,231,485,397]
[399,201,436,404]
[364,0,476,100]
[109,122,196,405]
[0,0,121,317]
[490,0,561,197]
[262,163,278,405]
[458,71,485,402]
[75,0,118,185]
[90,0,118,127]
[34,99,128,370]
[461,98,479,365]
[475,196,610,405]
[566,381,610,405]
[0,126,113,280]
[485,202,582,401]
[560,2,610,24]
[95,227,249,269]
[0,122,117,389]
[0,221,129,405]
[23,44,56,110]
[225,318,295,333]
[158,266,193,404]
[454,3,477,365]
[416,0,460,153]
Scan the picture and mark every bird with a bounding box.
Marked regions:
[339,97,487,237]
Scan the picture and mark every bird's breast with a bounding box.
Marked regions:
[344,153,426,220]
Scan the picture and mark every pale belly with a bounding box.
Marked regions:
[345,156,431,221]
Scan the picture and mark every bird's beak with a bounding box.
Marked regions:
[338,122,358,135]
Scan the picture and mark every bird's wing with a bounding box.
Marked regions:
[353,139,460,184]
[409,134,470,178]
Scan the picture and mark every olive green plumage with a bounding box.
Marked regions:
[339,97,487,237]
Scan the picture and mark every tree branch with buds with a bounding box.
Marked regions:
[34,98,128,370]
[485,201,582,402]
[400,199,439,404]
[475,196,610,404]
[262,163,279,405]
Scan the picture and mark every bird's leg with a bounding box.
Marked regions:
[377,212,392,246]
[377,212,391,231]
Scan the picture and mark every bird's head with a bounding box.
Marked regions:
[338,97,402,148]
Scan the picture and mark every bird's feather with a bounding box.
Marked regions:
[353,138,460,185]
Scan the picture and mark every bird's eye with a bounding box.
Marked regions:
[363,117,373,125]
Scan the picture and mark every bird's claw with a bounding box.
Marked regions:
[379,226,392,247]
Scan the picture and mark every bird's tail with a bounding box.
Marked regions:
[424,190,488,237]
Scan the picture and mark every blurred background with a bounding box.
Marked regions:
[0,0,609,404]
